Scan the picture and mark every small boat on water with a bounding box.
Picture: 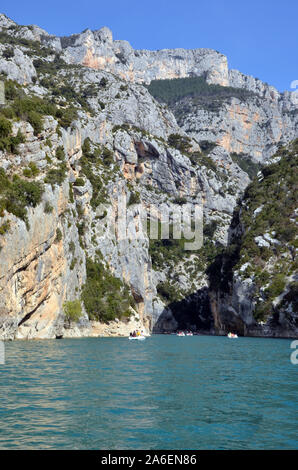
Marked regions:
[177,330,194,336]
[227,332,238,338]
[128,329,147,340]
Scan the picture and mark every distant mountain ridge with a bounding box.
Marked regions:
[0,11,293,98]
[1,12,297,162]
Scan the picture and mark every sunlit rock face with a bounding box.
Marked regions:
[41,26,230,86]
[0,14,297,339]
[172,93,298,162]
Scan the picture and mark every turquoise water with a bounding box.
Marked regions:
[0,335,297,449]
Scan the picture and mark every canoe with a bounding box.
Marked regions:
[128,336,146,341]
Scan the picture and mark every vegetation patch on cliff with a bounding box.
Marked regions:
[63,300,82,324]
[208,140,298,324]
[150,219,223,306]
[0,77,79,131]
[0,168,43,227]
[81,256,136,323]
[230,152,261,179]
[79,138,119,209]
[147,76,257,110]
[0,115,25,153]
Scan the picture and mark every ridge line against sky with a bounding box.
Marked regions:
[1,0,297,92]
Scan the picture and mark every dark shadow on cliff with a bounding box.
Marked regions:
[153,286,214,333]
[153,206,244,334]
[206,204,242,294]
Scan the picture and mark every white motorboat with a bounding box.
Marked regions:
[227,332,238,338]
[128,335,146,341]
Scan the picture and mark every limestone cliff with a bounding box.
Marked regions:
[1,12,297,163]
[149,77,298,163]
[0,13,297,339]
[208,141,298,338]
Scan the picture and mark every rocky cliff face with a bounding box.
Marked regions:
[171,93,298,162]
[208,141,298,338]
[47,29,229,87]
[1,13,297,163]
[0,13,297,339]
[0,13,235,87]
[0,120,84,339]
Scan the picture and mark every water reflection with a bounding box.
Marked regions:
[0,336,296,449]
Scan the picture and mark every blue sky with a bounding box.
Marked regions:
[2,0,297,91]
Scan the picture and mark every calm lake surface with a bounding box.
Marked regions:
[0,335,297,449]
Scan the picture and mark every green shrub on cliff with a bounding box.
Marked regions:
[265,274,286,299]
[55,145,65,161]
[44,162,67,187]
[81,257,135,323]
[173,196,187,205]
[11,178,43,207]
[63,300,82,323]
[208,140,298,323]
[157,281,179,303]
[203,220,217,239]
[82,137,91,155]
[0,77,79,131]
[0,116,25,153]
[188,141,218,171]
[0,30,54,57]
[73,177,85,186]
[0,128,25,154]
[230,152,261,179]
[55,228,62,242]
[79,139,109,208]
[27,110,43,135]
[0,169,44,227]
[147,76,257,110]
[23,162,39,178]
[102,147,114,166]
[55,106,78,129]
[3,79,23,102]
[0,220,10,235]
[2,47,14,59]
[44,201,53,214]
[149,220,220,274]
[128,191,141,206]
[168,134,192,154]
[0,116,12,138]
